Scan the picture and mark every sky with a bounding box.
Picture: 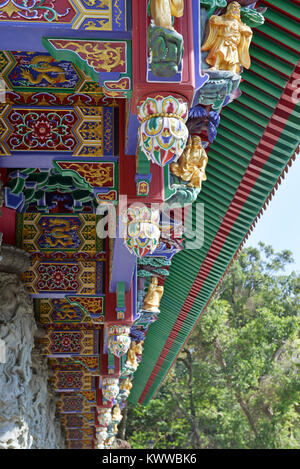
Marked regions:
[244,154,300,275]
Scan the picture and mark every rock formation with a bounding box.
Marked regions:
[0,272,65,449]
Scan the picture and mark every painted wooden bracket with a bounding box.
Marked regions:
[135,147,152,197]
[116,281,126,320]
[42,37,132,99]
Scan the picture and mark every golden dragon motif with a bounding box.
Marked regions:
[20,55,67,85]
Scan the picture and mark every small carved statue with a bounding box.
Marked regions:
[112,405,123,424]
[150,0,184,30]
[170,136,208,189]
[143,277,164,313]
[202,2,253,74]
[120,378,133,395]
[126,341,144,370]
[148,0,185,77]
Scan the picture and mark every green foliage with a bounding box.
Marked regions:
[126,244,300,448]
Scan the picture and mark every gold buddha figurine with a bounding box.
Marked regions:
[120,377,133,395]
[170,136,208,189]
[112,405,123,424]
[201,2,253,74]
[143,277,164,313]
[126,341,144,370]
[150,0,184,30]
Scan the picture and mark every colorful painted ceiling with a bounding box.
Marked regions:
[0,0,299,450]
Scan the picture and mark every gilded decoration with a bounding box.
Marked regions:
[143,276,164,313]
[43,328,99,356]
[18,213,105,294]
[72,0,127,31]
[148,0,184,77]
[19,56,68,86]
[72,105,115,157]
[0,73,116,156]
[3,91,111,107]
[202,2,253,74]
[43,37,132,98]
[37,298,84,323]
[5,52,83,92]
[45,39,126,74]
[122,205,161,259]
[0,51,9,74]
[117,377,133,399]
[124,342,144,374]
[149,0,184,30]
[138,95,189,167]
[36,296,104,324]
[69,440,94,449]
[103,107,114,154]
[0,104,9,156]
[0,0,75,23]
[5,107,78,152]
[112,404,122,424]
[66,427,94,440]
[67,296,105,322]
[17,213,98,253]
[0,50,111,104]
[102,377,119,401]
[58,392,96,413]
[54,162,115,189]
[61,413,95,429]
[0,0,127,30]
[170,135,208,189]
[49,356,101,375]
[107,325,131,358]
[52,368,97,391]
[23,258,103,295]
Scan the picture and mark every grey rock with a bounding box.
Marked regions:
[0,273,65,449]
[0,244,31,274]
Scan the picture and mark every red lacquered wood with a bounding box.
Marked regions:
[131,0,195,114]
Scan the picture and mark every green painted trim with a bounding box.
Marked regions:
[52,161,94,192]
[117,282,126,308]
[42,37,133,95]
[42,37,99,83]
[137,148,150,175]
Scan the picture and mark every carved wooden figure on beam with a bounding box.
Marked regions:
[202,2,253,74]
[149,0,184,30]
[148,0,185,77]
[143,277,164,313]
[170,136,208,190]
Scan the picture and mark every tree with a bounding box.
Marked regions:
[125,244,300,449]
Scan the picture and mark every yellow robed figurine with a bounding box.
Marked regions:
[112,405,123,424]
[120,378,133,395]
[201,2,253,74]
[150,0,184,30]
[126,341,144,370]
[170,135,208,189]
[143,277,164,313]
